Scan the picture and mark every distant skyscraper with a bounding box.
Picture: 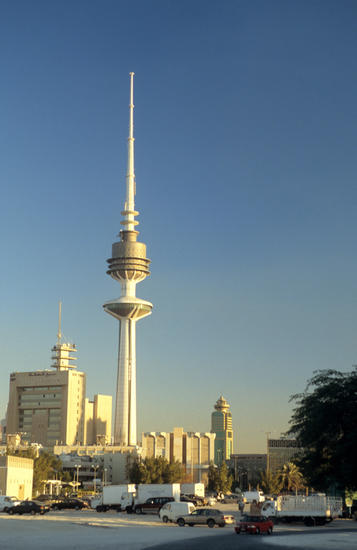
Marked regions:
[104,73,152,447]
[211,395,234,465]
[141,427,215,483]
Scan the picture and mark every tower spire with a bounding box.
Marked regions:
[121,72,139,233]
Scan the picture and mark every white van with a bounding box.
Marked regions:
[0,496,21,512]
[159,501,195,523]
[242,491,265,503]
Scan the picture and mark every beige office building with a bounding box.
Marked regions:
[7,367,86,446]
[7,317,112,447]
[83,394,112,445]
[142,427,216,484]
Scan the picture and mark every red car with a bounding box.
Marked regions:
[235,515,274,535]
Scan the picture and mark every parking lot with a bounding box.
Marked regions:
[1,505,357,550]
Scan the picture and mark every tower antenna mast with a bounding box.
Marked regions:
[57,301,62,345]
[122,71,139,233]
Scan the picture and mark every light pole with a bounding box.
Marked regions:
[91,464,99,494]
[103,468,107,487]
[74,464,81,492]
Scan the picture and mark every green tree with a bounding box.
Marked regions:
[288,368,357,492]
[128,457,184,484]
[277,462,305,494]
[259,470,283,495]
[207,461,233,494]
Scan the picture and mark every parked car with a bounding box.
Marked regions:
[134,497,174,515]
[235,515,274,535]
[7,500,50,515]
[52,498,89,510]
[222,494,239,504]
[0,496,21,513]
[181,494,206,506]
[159,501,195,523]
[177,508,235,528]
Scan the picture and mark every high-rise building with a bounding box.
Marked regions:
[211,395,234,465]
[6,305,86,446]
[141,427,216,483]
[83,394,112,445]
[6,303,111,447]
[104,73,152,446]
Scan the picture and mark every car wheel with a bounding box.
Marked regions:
[31,510,36,515]
[53,505,59,511]
[255,527,260,535]
[177,518,185,527]
[162,516,169,523]
[235,528,241,534]
[207,519,215,528]
[40,511,45,515]
[267,527,272,535]
[8,509,14,515]
[75,505,80,510]
[135,507,142,515]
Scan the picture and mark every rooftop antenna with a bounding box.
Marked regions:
[57,301,62,345]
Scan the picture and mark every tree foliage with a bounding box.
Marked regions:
[207,461,233,494]
[128,457,184,484]
[288,368,357,492]
[259,469,283,495]
[277,462,305,494]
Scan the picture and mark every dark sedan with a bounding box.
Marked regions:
[52,498,89,510]
[7,500,50,515]
[134,497,175,514]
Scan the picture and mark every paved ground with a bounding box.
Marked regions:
[1,506,356,550]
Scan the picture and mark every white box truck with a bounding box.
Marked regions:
[92,484,136,512]
[122,483,181,513]
[261,494,342,526]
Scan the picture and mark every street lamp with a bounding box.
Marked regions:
[74,464,81,492]
[91,464,99,494]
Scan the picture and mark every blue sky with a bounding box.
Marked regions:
[1,0,357,452]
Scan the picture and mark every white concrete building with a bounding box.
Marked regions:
[0,455,33,500]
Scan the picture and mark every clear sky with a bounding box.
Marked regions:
[1,0,357,453]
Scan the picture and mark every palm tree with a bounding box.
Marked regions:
[259,470,283,495]
[278,462,305,494]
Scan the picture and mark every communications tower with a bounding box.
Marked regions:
[103,73,152,446]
